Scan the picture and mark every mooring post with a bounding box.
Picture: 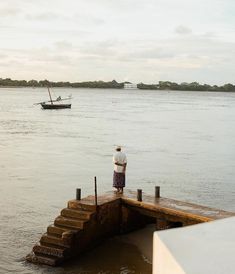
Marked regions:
[76,188,81,200]
[155,186,160,198]
[94,176,98,211]
[137,189,142,202]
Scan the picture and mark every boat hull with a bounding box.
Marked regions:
[41,103,71,109]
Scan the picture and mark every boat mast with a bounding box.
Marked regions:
[47,87,53,105]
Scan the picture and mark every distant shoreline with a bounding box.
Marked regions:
[0,78,235,92]
[0,85,234,93]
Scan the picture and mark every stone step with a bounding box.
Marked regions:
[54,216,87,230]
[68,200,97,211]
[61,208,93,220]
[47,224,79,237]
[40,233,70,248]
[26,252,62,266]
[33,243,69,258]
[38,240,65,249]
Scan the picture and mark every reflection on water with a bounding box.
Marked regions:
[61,239,151,274]
[0,88,235,273]
[23,239,151,274]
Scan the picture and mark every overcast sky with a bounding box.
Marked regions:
[1,0,235,84]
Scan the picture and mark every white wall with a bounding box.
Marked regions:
[153,217,235,274]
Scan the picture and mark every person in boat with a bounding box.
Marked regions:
[113,146,127,194]
[57,96,61,101]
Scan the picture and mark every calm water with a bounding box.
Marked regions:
[0,87,235,274]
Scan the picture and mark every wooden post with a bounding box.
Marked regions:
[137,189,142,202]
[155,186,160,198]
[76,188,81,200]
[94,176,98,211]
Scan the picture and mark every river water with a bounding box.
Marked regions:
[0,87,235,274]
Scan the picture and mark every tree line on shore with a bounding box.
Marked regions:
[0,78,123,89]
[0,77,235,91]
[138,81,235,92]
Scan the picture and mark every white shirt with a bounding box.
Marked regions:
[113,151,127,173]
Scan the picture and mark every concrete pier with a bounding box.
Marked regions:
[26,189,235,266]
[153,217,235,274]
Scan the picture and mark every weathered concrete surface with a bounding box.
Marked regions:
[153,217,235,274]
[121,190,234,223]
[26,189,235,266]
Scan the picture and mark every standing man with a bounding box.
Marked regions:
[113,146,127,194]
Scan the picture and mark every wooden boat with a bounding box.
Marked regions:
[41,102,71,109]
[35,87,72,109]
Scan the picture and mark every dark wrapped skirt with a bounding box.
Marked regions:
[113,171,125,188]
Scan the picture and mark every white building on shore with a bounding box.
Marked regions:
[124,83,138,89]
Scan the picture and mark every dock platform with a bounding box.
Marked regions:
[26,189,235,266]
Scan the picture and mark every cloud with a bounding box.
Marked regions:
[1,30,235,84]
[54,41,73,50]
[128,47,175,60]
[0,7,21,17]
[175,25,192,35]
[80,40,118,58]
[25,12,61,21]
[0,0,235,84]
[80,0,143,12]
[73,13,105,26]
[0,53,8,59]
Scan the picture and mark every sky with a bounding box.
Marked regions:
[0,0,235,84]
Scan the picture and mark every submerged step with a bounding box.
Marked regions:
[26,252,62,266]
[54,216,87,230]
[61,208,94,220]
[33,243,69,258]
